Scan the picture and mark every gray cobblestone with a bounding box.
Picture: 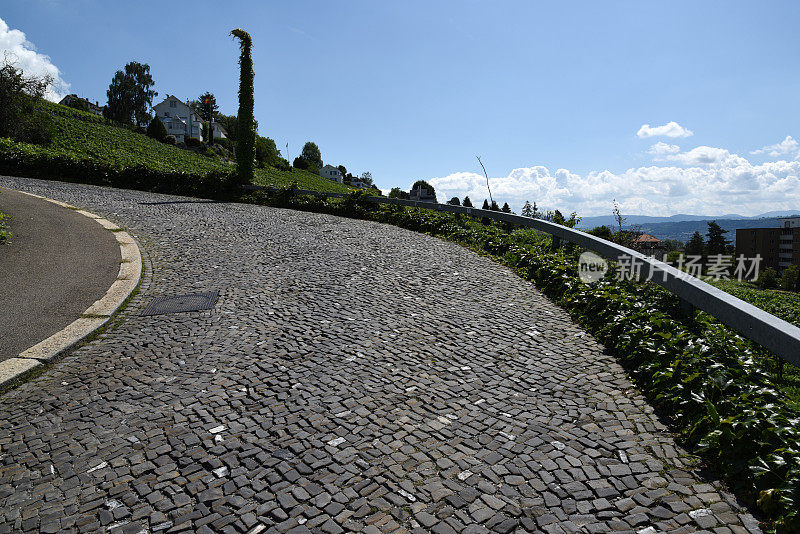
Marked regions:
[0,177,761,532]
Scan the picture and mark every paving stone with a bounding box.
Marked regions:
[0,176,761,533]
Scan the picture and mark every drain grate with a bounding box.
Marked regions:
[142,291,218,316]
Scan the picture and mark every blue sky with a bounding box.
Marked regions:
[3,1,800,216]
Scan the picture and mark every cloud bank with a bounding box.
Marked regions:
[0,17,69,102]
[637,121,694,139]
[427,141,800,217]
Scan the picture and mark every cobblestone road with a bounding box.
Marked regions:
[0,177,760,534]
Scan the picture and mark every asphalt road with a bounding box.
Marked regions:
[0,186,120,362]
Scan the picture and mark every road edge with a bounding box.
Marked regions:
[0,191,142,389]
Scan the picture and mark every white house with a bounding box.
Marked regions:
[153,95,204,143]
[319,165,343,183]
[212,123,228,139]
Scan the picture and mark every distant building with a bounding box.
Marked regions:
[212,123,228,139]
[59,94,104,116]
[152,95,204,143]
[319,165,343,183]
[409,184,435,202]
[632,233,666,260]
[736,216,800,272]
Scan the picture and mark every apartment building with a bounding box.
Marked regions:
[736,217,800,271]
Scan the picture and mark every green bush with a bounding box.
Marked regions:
[758,267,779,289]
[781,265,799,292]
[146,116,167,142]
[214,137,233,152]
[185,137,202,148]
[164,135,176,146]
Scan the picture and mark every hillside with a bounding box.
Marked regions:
[633,217,795,244]
[0,101,357,194]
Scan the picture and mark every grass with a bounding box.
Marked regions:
[7,101,362,194]
[0,210,10,244]
[708,278,800,407]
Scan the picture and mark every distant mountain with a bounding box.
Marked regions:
[627,217,799,245]
[578,211,800,234]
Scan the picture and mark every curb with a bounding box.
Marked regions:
[0,192,142,389]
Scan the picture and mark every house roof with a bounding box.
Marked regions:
[633,233,662,244]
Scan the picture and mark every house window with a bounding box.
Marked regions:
[170,101,176,108]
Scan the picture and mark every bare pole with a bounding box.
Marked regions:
[476,155,494,207]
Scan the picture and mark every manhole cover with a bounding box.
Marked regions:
[142,291,218,316]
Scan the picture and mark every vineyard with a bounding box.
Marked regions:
[1,101,356,194]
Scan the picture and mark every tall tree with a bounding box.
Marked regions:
[532,202,539,219]
[105,61,156,126]
[685,231,705,256]
[482,199,490,210]
[521,201,533,217]
[231,28,255,184]
[190,92,219,120]
[360,171,374,186]
[337,165,347,177]
[501,202,511,213]
[301,141,323,170]
[705,221,730,255]
[462,196,473,207]
[448,197,461,206]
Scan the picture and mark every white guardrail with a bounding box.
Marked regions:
[246,185,800,367]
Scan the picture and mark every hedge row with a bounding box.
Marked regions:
[242,188,800,532]
[0,138,237,200]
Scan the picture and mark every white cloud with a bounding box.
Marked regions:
[637,121,694,139]
[662,145,733,166]
[427,148,800,217]
[0,17,69,102]
[750,135,800,157]
[648,142,680,157]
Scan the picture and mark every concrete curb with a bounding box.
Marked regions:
[0,191,142,389]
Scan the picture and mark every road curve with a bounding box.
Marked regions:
[0,176,759,533]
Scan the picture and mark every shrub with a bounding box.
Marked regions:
[164,135,176,146]
[185,137,203,148]
[780,265,799,292]
[214,137,233,151]
[293,156,309,170]
[757,267,778,289]
[146,116,167,142]
[588,225,613,240]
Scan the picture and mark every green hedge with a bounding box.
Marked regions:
[241,188,800,532]
[0,137,237,199]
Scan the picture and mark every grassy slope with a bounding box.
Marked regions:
[6,101,357,194]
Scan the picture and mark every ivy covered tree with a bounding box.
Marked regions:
[105,61,157,126]
[462,196,473,208]
[231,28,255,184]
